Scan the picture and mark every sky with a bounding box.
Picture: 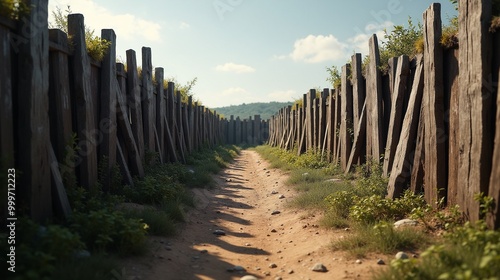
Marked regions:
[47,0,456,108]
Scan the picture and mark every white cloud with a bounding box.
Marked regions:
[48,0,162,42]
[179,22,191,30]
[267,90,298,102]
[215,63,256,73]
[221,87,247,96]
[347,21,393,54]
[290,34,348,63]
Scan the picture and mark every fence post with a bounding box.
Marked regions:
[99,29,118,190]
[141,47,155,152]
[16,0,52,221]
[488,69,500,229]
[423,3,447,206]
[340,64,353,170]
[126,50,145,163]
[366,35,385,162]
[458,0,494,220]
[68,14,98,191]
[351,54,366,165]
[155,68,165,162]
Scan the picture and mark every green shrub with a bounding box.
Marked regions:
[350,191,427,224]
[7,218,86,279]
[71,209,147,255]
[123,208,176,236]
[333,221,427,258]
[375,221,500,280]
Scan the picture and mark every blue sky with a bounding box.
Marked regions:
[48,0,456,108]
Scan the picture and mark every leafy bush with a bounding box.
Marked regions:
[71,209,147,255]
[5,218,86,279]
[0,0,28,19]
[123,208,176,236]
[50,5,111,61]
[350,191,427,224]
[332,221,427,258]
[375,221,500,280]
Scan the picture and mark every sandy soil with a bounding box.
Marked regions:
[121,150,386,280]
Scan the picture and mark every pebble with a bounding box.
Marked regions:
[355,259,362,264]
[269,263,277,268]
[275,277,282,280]
[213,230,226,236]
[271,190,278,194]
[311,263,328,272]
[200,250,208,254]
[240,276,258,280]
[225,178,232,182]
[271,210,281,215]
[245,243,251,246]
[164,246,172,251]
[377,259,385,265]
[263,271,271,276]
[279,194,285,199]
[288,269,294,274]
[227,266,246,272]
[395,252,409,260]
[394,219,418,228]
[271,229,277,233]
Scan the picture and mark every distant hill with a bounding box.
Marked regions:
[212,102,293,121]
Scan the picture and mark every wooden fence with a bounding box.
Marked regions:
[225,115,268,145]
[0,1,260,222]
[268,1,500,229]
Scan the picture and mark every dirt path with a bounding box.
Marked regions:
[123,150,383,280]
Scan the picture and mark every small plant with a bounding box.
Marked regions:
[50,5,111,61]
[441,16,459,49]
[71,209,147,255]
[0,0,28,20]
[375,221,500,280]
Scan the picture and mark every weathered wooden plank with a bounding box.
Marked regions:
[155,68,165,162]
[366,35,385,162]
[445,49,460,206]
[0,21,14,169]
[306,90,315,150]
[17,0,52,221]
[141,47,155,152]
[333,89,342,163]
[235,117,242,144]
[487,69,500,229]
[116,139,134,187]
[313,98,319,151]
[167,82,176,151]
[187,96,194,152]
[126,50,145,162]
[115,79,145,178]
[387,55,424,198]
[345,101,366,173]
[68,14,98,192]
[318,90,327,151]
[423,3,447,206]
[383,55,410,178]
[326,91,334,162]
[254,115,261,145]
[340,64,353,170]
[116,64,128,165]
[182,103,191,153]
[48,29,73,163]
[163,114,178,162]
[352,54,365,139]
[49,143,72,220]
[99,29,118,190]
[458,0,494,221]
[410,107,425,194]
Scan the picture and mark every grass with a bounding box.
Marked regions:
[332,222,429,258]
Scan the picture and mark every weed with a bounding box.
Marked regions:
[332,222,427,258]
[123,208,176,236]
[375,221,500,280]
